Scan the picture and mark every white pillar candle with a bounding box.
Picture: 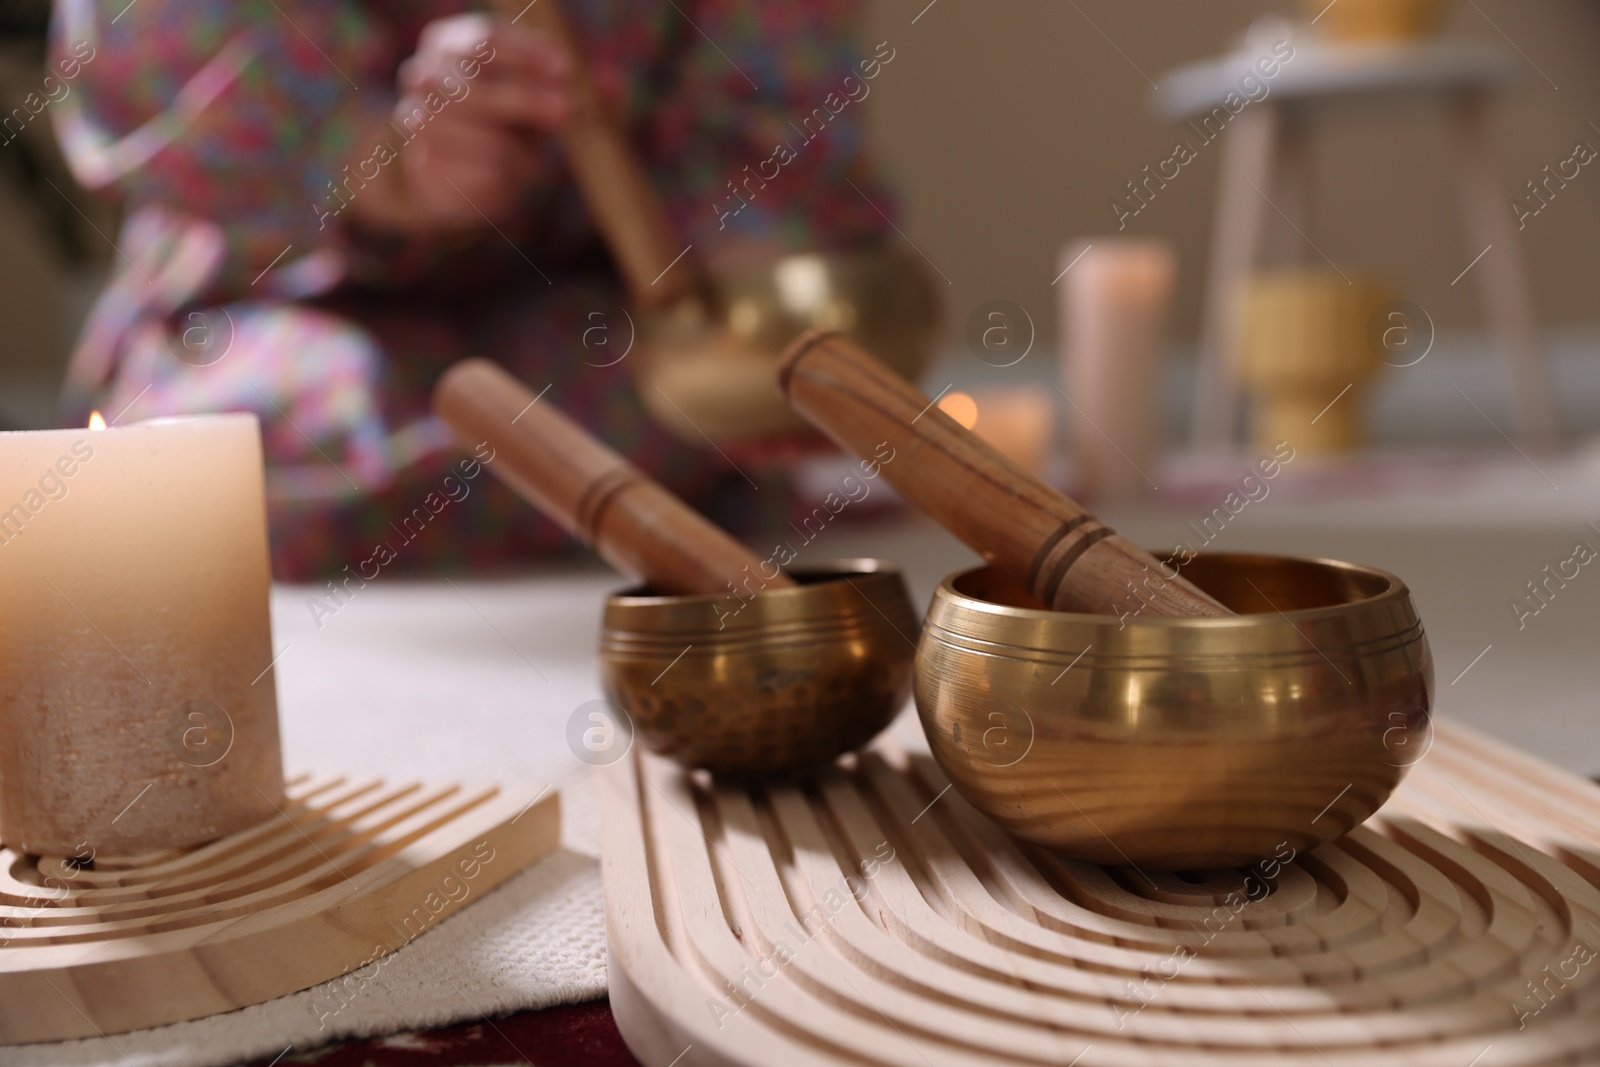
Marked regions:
[1058,239,1176,499]
[0,413,284,856]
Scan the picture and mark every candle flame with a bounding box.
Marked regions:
[88,410,107,431]
[937,391,979,431]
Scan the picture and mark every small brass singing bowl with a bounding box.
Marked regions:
[599,560,918,775]
[634,247,941,444]
[916,553,1433,870]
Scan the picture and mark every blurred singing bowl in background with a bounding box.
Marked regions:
[600,560,917,775]
[916,553,1433,870]
[634,247,942,444]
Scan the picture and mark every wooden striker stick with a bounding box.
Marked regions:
[777,332,1230,616]
[434,360,791,596]
[496,0,701,312]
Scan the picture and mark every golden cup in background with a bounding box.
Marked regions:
[1237,268,1392,456]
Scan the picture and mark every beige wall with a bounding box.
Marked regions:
[863,0,1600,344]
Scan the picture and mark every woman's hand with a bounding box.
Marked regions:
[353,14,574,234]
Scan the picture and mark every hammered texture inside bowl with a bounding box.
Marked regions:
[600,560,916,774]
[915,553,1433,869]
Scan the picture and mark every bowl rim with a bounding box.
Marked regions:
[935,551,1412,628]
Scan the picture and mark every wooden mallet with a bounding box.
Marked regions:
[777,331,1230,617]
[497,0,703,313]
[433,359,792,596]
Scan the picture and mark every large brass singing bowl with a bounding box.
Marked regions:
[600,560,917,775]
[916,553,1433,870]
[635,248,941,443]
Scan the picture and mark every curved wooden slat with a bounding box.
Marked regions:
[606,723,1600,1066]
[0,775,560,1044]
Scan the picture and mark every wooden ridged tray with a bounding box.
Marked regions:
[602,722,1600,1066]
[0,773,559,1044]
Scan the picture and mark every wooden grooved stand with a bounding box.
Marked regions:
[0,774,560,1044]
[602,721,1600,1065]
[778,331,1228,617]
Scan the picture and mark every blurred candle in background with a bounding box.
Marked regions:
[0,413,284,856]
[938,389,1056,476]
[1057,239,1176,499]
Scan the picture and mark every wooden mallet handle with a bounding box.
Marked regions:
[435,360,790,596]
[777,332,1229,617]
[497,0,700,311]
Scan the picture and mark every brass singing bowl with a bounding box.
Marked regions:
[634,247,941,444]
[916,553,1433,870]
[599,560,917,774]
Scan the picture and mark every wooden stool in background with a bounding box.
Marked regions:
[1157,35,1561,450]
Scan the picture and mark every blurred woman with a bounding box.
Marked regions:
[50,0,894,577]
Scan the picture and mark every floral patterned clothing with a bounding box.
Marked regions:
[49,0,896,578]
